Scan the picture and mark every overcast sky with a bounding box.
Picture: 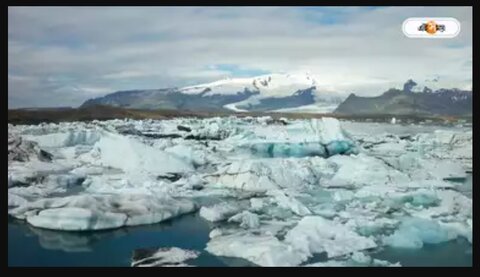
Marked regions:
[8,6,472,108]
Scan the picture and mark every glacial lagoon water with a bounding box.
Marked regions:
[8,213,255,267]
[8,122,472,267]
[8,209,472,267]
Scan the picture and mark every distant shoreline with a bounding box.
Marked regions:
[8,105,472,125]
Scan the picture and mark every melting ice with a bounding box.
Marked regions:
[8,117,472,266]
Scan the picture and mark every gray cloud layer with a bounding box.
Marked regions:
[9,7,472,108]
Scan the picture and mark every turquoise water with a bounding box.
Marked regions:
[371,240,472,267]
[8,212,472,267]
[8,176,472,267]
[8,214,254,267]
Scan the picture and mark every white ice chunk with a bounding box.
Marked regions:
[122,196,197,227]
[27,129,101,148]
[206,157,334,192]
[250,198,267,212]
[199,202,244,222]
[26,207,127,231]
[14,194,197,230]
[228,211,260,229]
[383,217,460,248]
[206,232,306,266]
[284,216,377,259]
[164,144,208,167]
[326,154,409,188]
[307,118,350,144]
[346,216,399,237]
[8,193,28,208]
[333,190,355,202]
[90,132,193,175]
[389,153,466,180]
[410,190,471,219]
[8,133,52,163]
[209,228,223,239]
[190,121,232,140]
[267,190,311,216]
[438,221,472,244]
[350,251,372,264]
[131,247,200,267]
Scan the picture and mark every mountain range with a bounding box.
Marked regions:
[81,74,471,117]
[81,73,344,113]
[334,79,472,116]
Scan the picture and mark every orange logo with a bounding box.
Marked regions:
[418,20,445,35]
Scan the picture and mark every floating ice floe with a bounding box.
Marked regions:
[164,144,209,167]
[228,211,260,229]
[383,217,462,248]
[324,153,410,188]
[131,247,200,267]
[409,190,471,218]
[382,153,467,181]
[25,129,102,148]
[205,157,335,192]
[8,117,472,266]
[206,231,307,266]
[267,190,311,216]
[284,216,377,259]
[10,194,197,230]
[86,132,194,175]
[199,201,246,222]
[242,117,359,159]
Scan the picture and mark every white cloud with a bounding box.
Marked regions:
[103,71,151,79]
[8,6,472,108]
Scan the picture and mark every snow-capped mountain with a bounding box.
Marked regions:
[81,73,346,113]
[180,73,317,97]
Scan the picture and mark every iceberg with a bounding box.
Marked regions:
[325,140,358,156]
[409,190,472,219]
[199,202,244,222]
[228,211,260,229]
[307,117,351,144]
[267,189,311,216]
[89,132,194,175]
[383,217,460,248]
[205,157,334,192]
[7,117,472,266]
[249,142,327,158]
[206,232,307,266]
[26,207,127,231]
[8,134,53,163]
[164,144,209,168]
[26,129,101,148]
[325,153,410,188]
[245,117,358,158]
[249,198,267,212]
[284,216,377,259]
[12,194,197,230]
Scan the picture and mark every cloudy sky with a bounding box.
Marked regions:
[8,6,472,108]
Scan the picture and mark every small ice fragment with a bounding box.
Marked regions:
[131,247,200,267]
